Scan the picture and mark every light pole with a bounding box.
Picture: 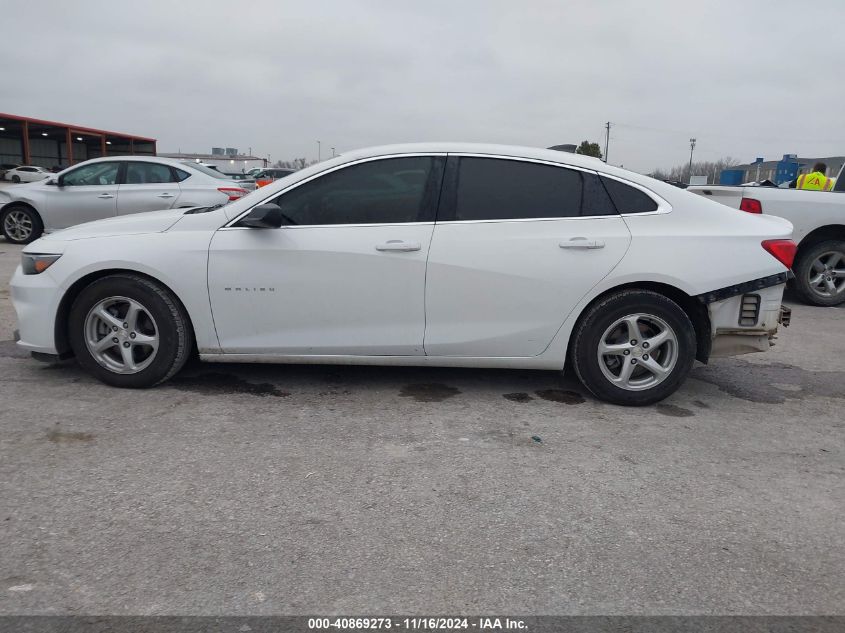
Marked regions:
[317,140,321,162]
[688,138,697,183]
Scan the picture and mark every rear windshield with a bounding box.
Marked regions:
[182,162,230,179]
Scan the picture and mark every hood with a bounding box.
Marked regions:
[40,208,187,241]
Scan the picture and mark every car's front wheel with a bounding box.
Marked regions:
[1,204,43,244]
[11,175,20,183]
[571,290,696,406]
[68,274,193,388]
[792,240,845,306]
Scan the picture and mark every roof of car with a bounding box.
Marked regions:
[300,143,676,197]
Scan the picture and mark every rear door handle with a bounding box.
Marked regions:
[97,193,115,199]
[375,240,421,252]
[559,238,605,249]
[157,193,175,198]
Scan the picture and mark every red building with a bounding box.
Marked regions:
[0,113,156,169]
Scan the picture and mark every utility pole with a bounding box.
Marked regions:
[688,138,697,183]
[604,122,611,163]
[317,140,321,162]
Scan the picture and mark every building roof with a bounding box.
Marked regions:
[159,152,264,161]
[0,112,156,141]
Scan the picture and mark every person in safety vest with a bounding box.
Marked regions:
[790,162,835,190]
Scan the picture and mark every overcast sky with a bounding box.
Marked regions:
[3,0,843,173]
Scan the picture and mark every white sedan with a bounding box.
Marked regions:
[10,143,795,405]
[4,165,53,183]
[0,156,248,244]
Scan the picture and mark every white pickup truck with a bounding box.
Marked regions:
[688,164,845,306]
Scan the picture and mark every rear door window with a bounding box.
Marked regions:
[125,162,177,184]
[454,157,583,221]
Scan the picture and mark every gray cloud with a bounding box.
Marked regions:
[2,0,842,172]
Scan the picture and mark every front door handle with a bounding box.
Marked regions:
[156,193,175,198]
[559,238,605,249]
[97,193,115,199]
[375,240,421,252]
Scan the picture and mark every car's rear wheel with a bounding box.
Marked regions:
[792,240,845,306]
[68,274,192,388]
[1,204,43,244]
[571,290,696,406]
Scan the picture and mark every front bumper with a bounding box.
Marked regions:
[10,265,61,355]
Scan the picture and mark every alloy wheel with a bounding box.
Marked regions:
[3,210,33,242]
[597,313,679,391]
[84,296,159,374]
[807,251,845,299]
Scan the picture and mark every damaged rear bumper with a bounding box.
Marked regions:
[697,276,790,358]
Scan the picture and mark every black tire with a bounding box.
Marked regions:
[1,204,43,244]
[11,175,20,183]
[571,290,696,406]
[68,274,193,388]
[792,240,845,307]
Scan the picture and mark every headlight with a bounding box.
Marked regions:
[22,253,62,275]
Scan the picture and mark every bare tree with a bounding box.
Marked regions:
[651,156,740,184]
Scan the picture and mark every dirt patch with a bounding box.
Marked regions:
[655,403,695,418]
[535,389,585,404]
[399,383,460,403]
[692,360,845,404]
[0,340,29,359]
[169,372,290,397]
[46,430,95,444]
[503,392,533,403]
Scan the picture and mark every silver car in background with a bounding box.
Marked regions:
[0,156,249,243]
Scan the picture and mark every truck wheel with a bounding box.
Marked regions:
[1,204,43,244]
[793,240,845,306]
[571,290,696,406]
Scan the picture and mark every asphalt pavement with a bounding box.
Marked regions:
[0,240,842,615]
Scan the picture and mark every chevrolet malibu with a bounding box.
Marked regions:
[11,143,796,405]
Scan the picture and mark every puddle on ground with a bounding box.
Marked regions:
[399,383,460,402]
[503,392,533,403]
[169,372,289,397]
[655,403,695,418]
[692,360,845,404]
[535,389,585,404]
[46,430,95,444]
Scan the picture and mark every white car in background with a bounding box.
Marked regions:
[4,165,53,184]
[0,156,248,244]
[11,143,795,405]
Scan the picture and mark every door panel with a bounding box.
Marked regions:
[424,218,631,357]
[47,161,121,229]
[117,183,181,214]
[117,162,181,214]
[208,224,434,355]
[207,154,445,356]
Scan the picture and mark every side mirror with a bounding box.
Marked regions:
[54,175,64,187]
[237,203,285,229]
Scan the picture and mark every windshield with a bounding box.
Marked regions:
[182,162,230,179]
